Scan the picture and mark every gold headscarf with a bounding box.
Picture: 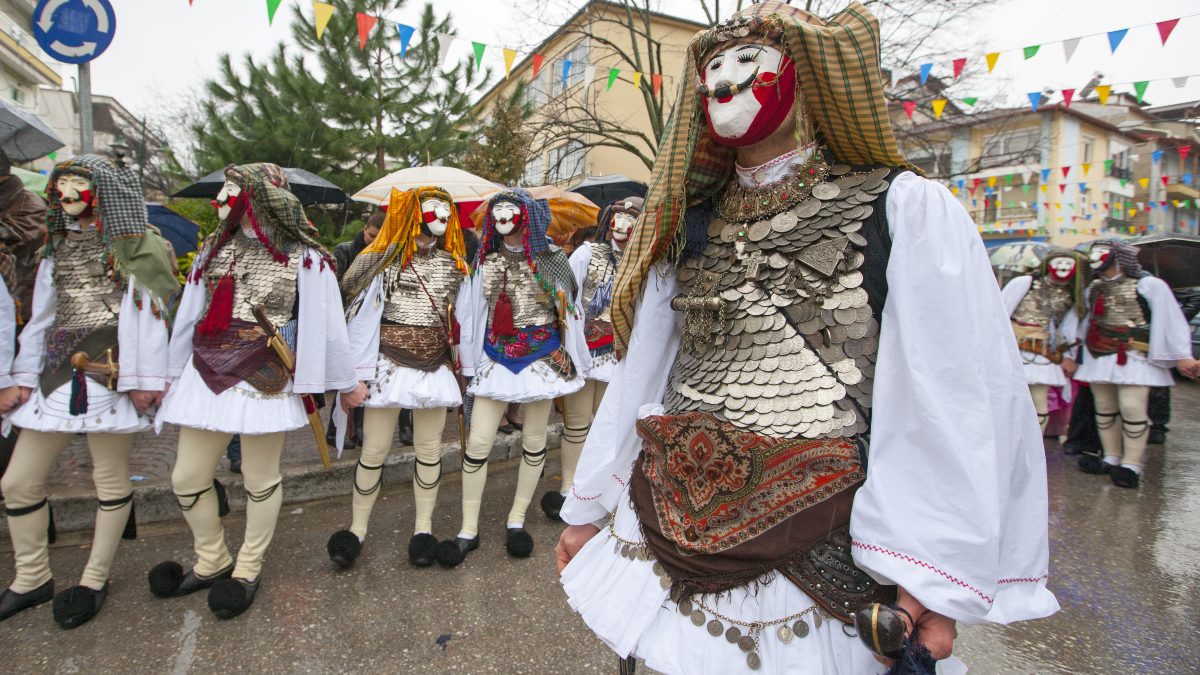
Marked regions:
[612,1,910,354]
[341,186,470,300]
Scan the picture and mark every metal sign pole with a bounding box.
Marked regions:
[78,61,93,153]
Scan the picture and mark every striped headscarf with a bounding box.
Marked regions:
[476,188,578,305]
[1093,239,1143,277]
[341,186,470,300]
[612,1,911,355]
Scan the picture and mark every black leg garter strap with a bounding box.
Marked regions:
[175,479,230,518]
[5,498,55,543]
[521,447,547,468]
[98,493,137,540]
[414,458,442,490]
[246,481,281,503]
[462,452,489,474]
[354,461,385,496]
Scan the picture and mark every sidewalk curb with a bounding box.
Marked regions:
[0,425,562,537]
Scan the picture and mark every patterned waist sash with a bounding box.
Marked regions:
[1086,323,1150,364]
[192,319,289,395]
[41,326,118,395]
[585,319,614,355]
[483,322,562,374]
[379,323,450,372]
[628,411,893,622]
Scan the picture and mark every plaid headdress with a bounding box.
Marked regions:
[612,1,911,354]
[476,188,578,304]
[1093,239,1143,277]
[1039,248,1090,318]
[45,153,179,309]
[595,196,644,242]
[341,186,470,300]
[199,162,332,276]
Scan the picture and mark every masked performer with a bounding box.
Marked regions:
[541,198,643,522]
[1067,240,1198,489]
[443,188,587,565]
[555,4,1060,672]
[1000,250,1087,433]
[1,155,176,628]
[326,187,470,569]
[150,163,356,619]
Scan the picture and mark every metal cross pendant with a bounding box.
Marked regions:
[743,251,766,281]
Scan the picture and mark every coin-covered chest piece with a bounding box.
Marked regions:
[51,228,124,333]
[203,230,301,327]
[381,249,464,327]
[582,242,620,323]
[665,166,891,439]
[1012,278,1075,337]
[481,247,557,328]
[1091,276,1147,330]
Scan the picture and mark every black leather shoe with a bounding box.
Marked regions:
[148,561,234,598]
[327,530,362,569]
[435,535,479,568]
[1111,466,1141,489]
[0,579,54,621]
[505,527,534,558]
[540,491,566,522]
[1078,454,1111,475]
[208,577,260,620]
[408,533,439,567]
[52,583,107,629]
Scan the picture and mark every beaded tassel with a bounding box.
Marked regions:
[197,274,234,335]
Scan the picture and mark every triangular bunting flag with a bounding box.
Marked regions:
[987,176,997,187]
[355,13,377,50]
[1061,166,1070,178]
[1180,146,1192,161]
[582,65,598,91]
[561,60,572,88]
[632,71,642,89]
[1040,168,1051,182]
[267,0,283,24]
[985,52,999,73]
[961,97,978,106]
[1173,76,1189,88]
[919,63,932,85]
[435,33,456,68]
[1040,185,1048,193]
[902,100,916,120]
[1095,85,1111,105]
[313,2,335,40]
[1078,182,1087,193]
[1161,176,1169,186]
[1058,184,1066,194]
[1133,81,1149,103]
[1061,88,1074,108]
[1156,18,1179,44]
[1104,159,1113,174]
[471,42,486,68]
[532,54,544,78]
[931,99,947,119]
[1138,178,1149,189]
[1023,45,1040,59]
[1107,28,1128,53]
[606,68,620,90]
[502,48,517,78]
[1023,171,1033,184]
[1062,37,1080,63]
[1152,149,1163,163]
[651,73,663,97]
[1082,162,1091,175]
[1027,92,1041,112]
[952,57,966,79]
[396,24,415,58]
[1120,178,1128,188]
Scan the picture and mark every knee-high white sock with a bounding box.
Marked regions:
[411,407,447,534]
[350,408,399,539]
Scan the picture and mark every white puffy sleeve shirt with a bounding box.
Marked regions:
[563,171,1058,626]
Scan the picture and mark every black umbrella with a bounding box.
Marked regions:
[0,97,65,162]
[1132,233,1200,289]
[172,167,350,205]
[567,174,647,207]
[146,204,199,256]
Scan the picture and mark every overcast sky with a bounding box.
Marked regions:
[72,0,1200,127]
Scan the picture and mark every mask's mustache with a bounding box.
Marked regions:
[697,67,759,99]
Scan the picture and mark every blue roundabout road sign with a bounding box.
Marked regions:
[32,0,116,65]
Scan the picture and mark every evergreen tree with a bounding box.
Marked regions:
[459,82,534,185]
[191,0,488,193]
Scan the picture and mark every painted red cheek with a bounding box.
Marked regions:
[423,211,437,223]
[752,72,779,105]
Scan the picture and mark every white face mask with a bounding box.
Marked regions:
[56,175,93,217]
[1089,245,1112,270]
[421,198,452,237]
[611,212,636,243]
[213,181,242,221]
[1047,256,1077,282]
[702,44,786,141]
[492,202,521,236]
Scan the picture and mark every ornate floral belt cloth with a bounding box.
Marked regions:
[1086,323,1150,363]
[379,323,450,372]
[41,325,119,395]
[629,411,893,622]
[192,319,290,395]
[584,319,614,355]
[483,322,563,374]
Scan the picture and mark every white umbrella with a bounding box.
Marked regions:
[352,166,501,205]
[988,241,1051,273]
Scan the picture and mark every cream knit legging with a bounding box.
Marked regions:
[1091,383,1150,471]
[458,396,552,537]
[171,428,284,580]
[560,380,607,493]
[349,406,448,539]
[2,430,133,592]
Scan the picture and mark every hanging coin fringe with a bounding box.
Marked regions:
[69,369,88,415]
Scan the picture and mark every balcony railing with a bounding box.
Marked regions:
[1107,165,1132,180]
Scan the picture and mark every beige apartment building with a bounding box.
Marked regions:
[470,0,704,187]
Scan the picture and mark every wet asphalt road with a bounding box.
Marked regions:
[2,383,1198,674]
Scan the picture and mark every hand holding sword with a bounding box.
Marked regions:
[251,304,333,470]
